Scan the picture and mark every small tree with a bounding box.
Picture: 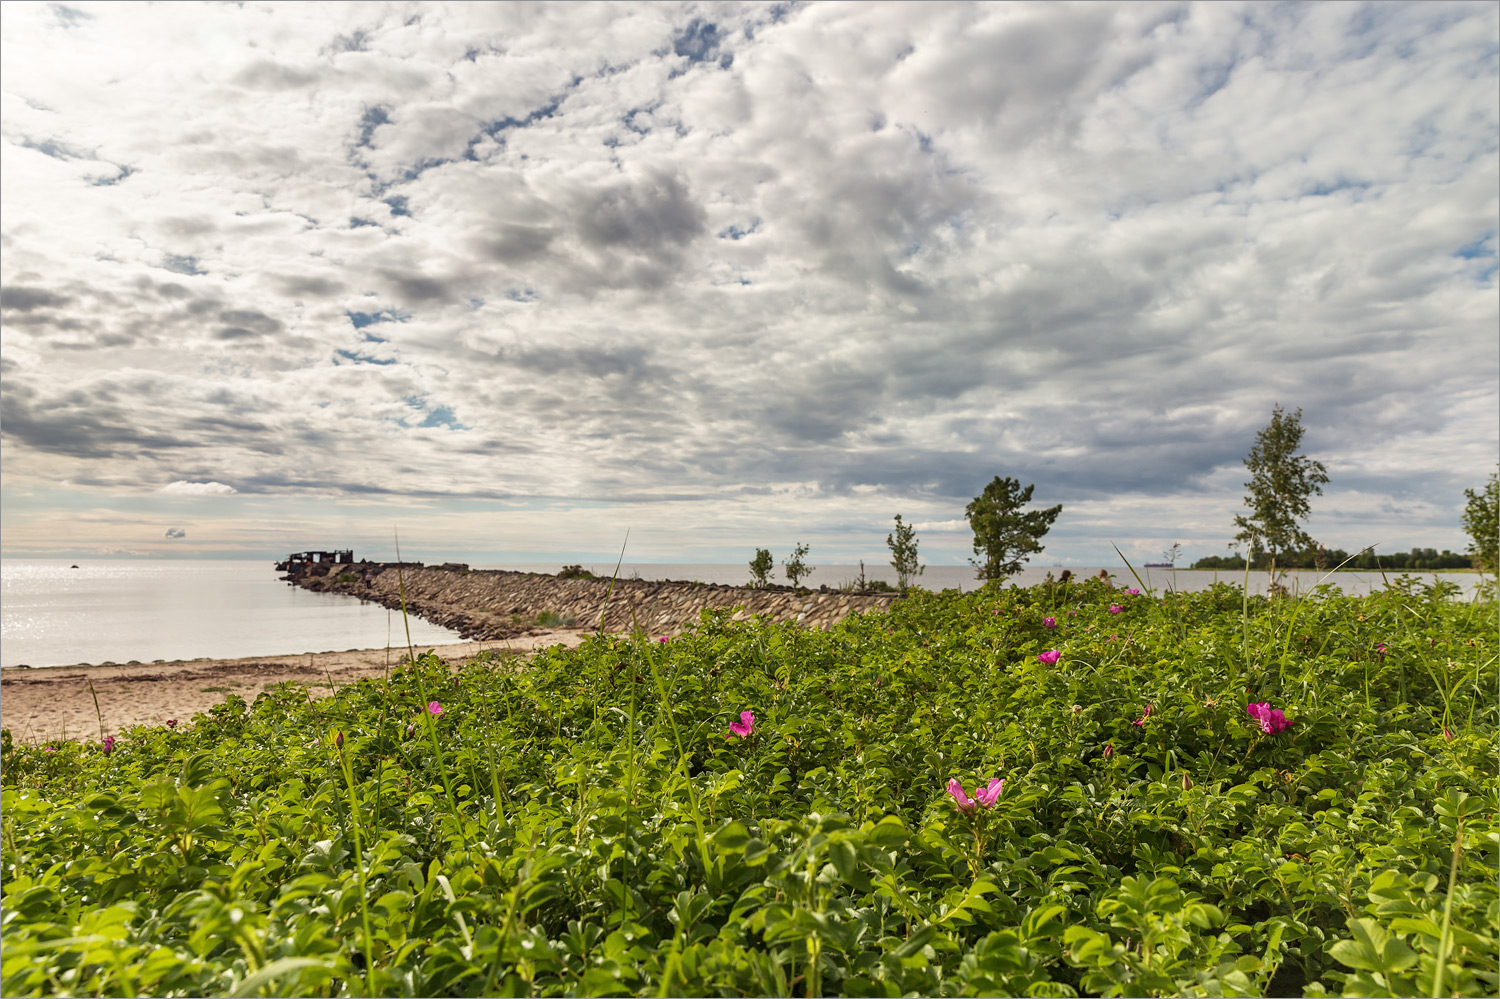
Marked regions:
[783,543,813,588]
[1462,471,1498,577]
[887,514,924,592]
[748,548,774,588]
[1232,405,1329,568]
[965,477,1063,581]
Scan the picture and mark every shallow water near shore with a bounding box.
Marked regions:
[3,558,1480,669]
[1,560,463,669]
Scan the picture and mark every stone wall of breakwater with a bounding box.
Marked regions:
[290,562,900,641]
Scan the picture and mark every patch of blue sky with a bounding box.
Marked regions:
[399,157,452,183]
[1453,233,1496,260]
[333,349,395,366]
[670,18,733,76]
[384,195,411,217]
[89,165,134,186]
[349,217,379,228]
[1456,234,1498,282]
[506,288,538,303]
[335,30,370,53]
[399,395,468,431]
[466,94,569,160]
[18,137,87,160]
[717,221,760,240]
[420,406,467,430]
[162,254,205,276]
[50,4,91,27]
[621,105,659,135]
[346,309,406,330]
[355,106,389,149]
[1300,178,1371,199]
[674,19,722,62]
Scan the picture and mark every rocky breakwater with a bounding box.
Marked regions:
[289,562,900,642]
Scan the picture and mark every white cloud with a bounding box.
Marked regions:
[1,1,1495,564]
[159,481,238,496]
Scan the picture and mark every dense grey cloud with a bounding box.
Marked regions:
[0,1,1495,562]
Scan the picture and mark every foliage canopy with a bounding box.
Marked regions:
[964,476,1062,580]
[3,580,1495,997]
[1232,405,1329,563]
[782,543,812,588]
[747,548,774,588]
[886,514,924,592]
[1461,471,1498,577]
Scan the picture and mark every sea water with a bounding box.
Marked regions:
[1,560,462,669]
[2,559,1480,669]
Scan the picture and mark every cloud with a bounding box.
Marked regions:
[0,1,1495,564]
[164,527,186,539]
[159,481,238,496]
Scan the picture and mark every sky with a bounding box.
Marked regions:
[1,0,1496,568]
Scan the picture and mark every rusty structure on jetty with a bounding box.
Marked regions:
[274,549,354,573]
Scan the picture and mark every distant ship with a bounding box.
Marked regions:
[1143,562,1175,568]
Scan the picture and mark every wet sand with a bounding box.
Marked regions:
[0,630,590,744]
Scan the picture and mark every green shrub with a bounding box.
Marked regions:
[3,584,1495,997]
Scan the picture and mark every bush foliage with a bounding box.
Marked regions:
[3,578,1496,997]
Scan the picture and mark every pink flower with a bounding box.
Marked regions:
[1103,743,1114,759]
[335,730,344,749]
[975,777,1005,807]
[1131,702,1154,727]
[1245,702,1290,734]
[1376,643,1388,657]
[1042,616,1057,629]
[1036,649,1061,665]
[1108,604,1123,614]
[1068,610,1078,618]
[427,701,443,716]
[1442,726,1455,742]
[728,710,755,739]
[1126,588,1140,596]
[946,778,977,813]
[657,635,670,643]
[949,777,1005,812]
[43,746,55,753]
[165,719,177,728]
[101,736,115,756]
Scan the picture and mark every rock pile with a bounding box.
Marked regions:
[291,563,899,641]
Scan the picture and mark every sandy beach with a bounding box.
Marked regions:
[0,630,590,745]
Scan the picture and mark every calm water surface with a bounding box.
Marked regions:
[3,559,1479,669]
[1,560,461,669]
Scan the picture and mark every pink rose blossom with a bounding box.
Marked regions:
[1126,588,1140,596]
[427,701,443,716]
[1131,702,1154,727]
[728,710,755,739]
[1036,649,1061,666]
[1042,616,1057,629]
[1108,604,1124,614]
[975,777,1005,807]
[946,778,977,813]
[947,777,1005,813]
[1245,702,1289,734]
[1103,742,1114,759]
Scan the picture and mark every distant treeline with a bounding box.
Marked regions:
[1190,547,1473,571]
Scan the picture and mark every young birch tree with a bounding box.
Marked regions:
[887,514,924,592]
[1232,405,1329,570]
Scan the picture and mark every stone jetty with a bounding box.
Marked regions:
[287,562,900,641]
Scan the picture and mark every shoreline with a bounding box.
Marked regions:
[0,630,590,745]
